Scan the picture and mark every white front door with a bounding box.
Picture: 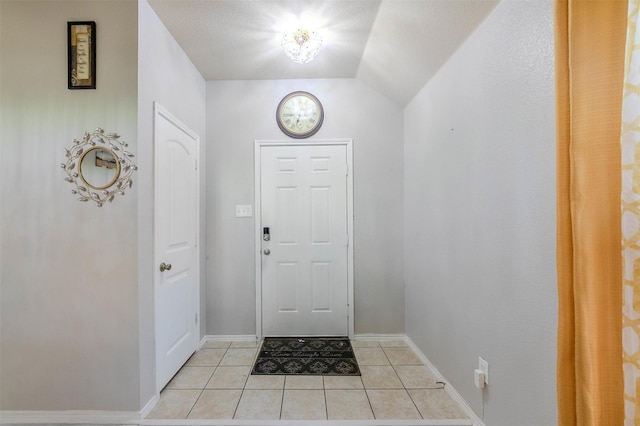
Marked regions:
[259,143,350,337]
[154,104,199,392]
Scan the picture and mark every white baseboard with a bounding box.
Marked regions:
[139,394,159,422]
[206,334,409,342]
[204,334,258,342]
[0,410,141,424]
[0,396,158,425]
[354,333,407,340]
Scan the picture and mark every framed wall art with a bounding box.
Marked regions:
[67,21,96,89]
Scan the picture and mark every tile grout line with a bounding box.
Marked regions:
[182,372,212,419]
[363,387,377,419]
[277,375,285,420]
[378,343,425,419]
[360,342,382,420]
[357,341,376,419]
[383,346,425,419]
[181,346,227,420]
[231,364,251,419]
[322,374,329,420]
[232,342,260,419]
[406,386,427,419]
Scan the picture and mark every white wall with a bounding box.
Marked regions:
[404,1,556,425]
[137,0,206,406]
[206,79,404,335]
[0,0,140,411]
[0,0,206,412]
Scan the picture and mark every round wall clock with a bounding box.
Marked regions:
[276,91,324,138]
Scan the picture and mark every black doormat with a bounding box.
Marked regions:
[251,337,360,376]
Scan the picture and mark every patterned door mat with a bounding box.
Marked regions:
[251,337,360,375]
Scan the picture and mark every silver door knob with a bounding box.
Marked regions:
[159,262,172,272]
[263,249,271,255]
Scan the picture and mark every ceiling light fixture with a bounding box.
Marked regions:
[281,28,323,64]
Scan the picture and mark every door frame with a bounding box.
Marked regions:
[254,139,354,340]
[153,102,201,393]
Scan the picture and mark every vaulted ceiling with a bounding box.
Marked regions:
[147,0,499,106]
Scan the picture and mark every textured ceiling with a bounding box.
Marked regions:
[147,0,499,106]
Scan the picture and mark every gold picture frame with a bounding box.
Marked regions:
[67,21,96,89]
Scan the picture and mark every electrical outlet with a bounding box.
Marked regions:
[479,356,489,385]
[235,205,253,218]
[474,369,485,389]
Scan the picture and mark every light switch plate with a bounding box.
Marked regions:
[235,205,252,218]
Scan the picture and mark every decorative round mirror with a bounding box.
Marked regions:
[79,147,121,190]
[61,128,137,207]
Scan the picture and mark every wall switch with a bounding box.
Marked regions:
[235,205,252,218]
[479,356,489,385]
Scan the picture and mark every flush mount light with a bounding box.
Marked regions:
[281,28,323,64]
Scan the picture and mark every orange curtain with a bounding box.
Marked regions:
[555,1,626,425]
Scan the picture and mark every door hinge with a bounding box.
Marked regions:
[195,313,198,324]
[195,159,198,170]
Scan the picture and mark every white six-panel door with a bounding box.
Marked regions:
[259,143,350,337]
[154,104,199,392]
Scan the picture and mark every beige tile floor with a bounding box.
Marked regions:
[146,338,469,421]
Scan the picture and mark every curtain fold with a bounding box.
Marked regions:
[555,1,626,424]
[622,1,640,424]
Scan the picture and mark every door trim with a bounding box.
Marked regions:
[254,139,354,340]
[153,102,201,393]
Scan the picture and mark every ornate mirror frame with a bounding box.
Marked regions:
[61,128,137,207]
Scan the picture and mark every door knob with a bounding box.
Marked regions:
[159,262,172,272]
[263,249,271,255]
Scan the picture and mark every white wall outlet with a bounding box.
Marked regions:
[479,356,489,385]
[474,369,485,389]
[235,205,253,218]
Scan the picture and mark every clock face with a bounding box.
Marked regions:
[276,91,324,138]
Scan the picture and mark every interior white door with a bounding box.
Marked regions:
[154,105,199,392]
[260,144,349,336]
